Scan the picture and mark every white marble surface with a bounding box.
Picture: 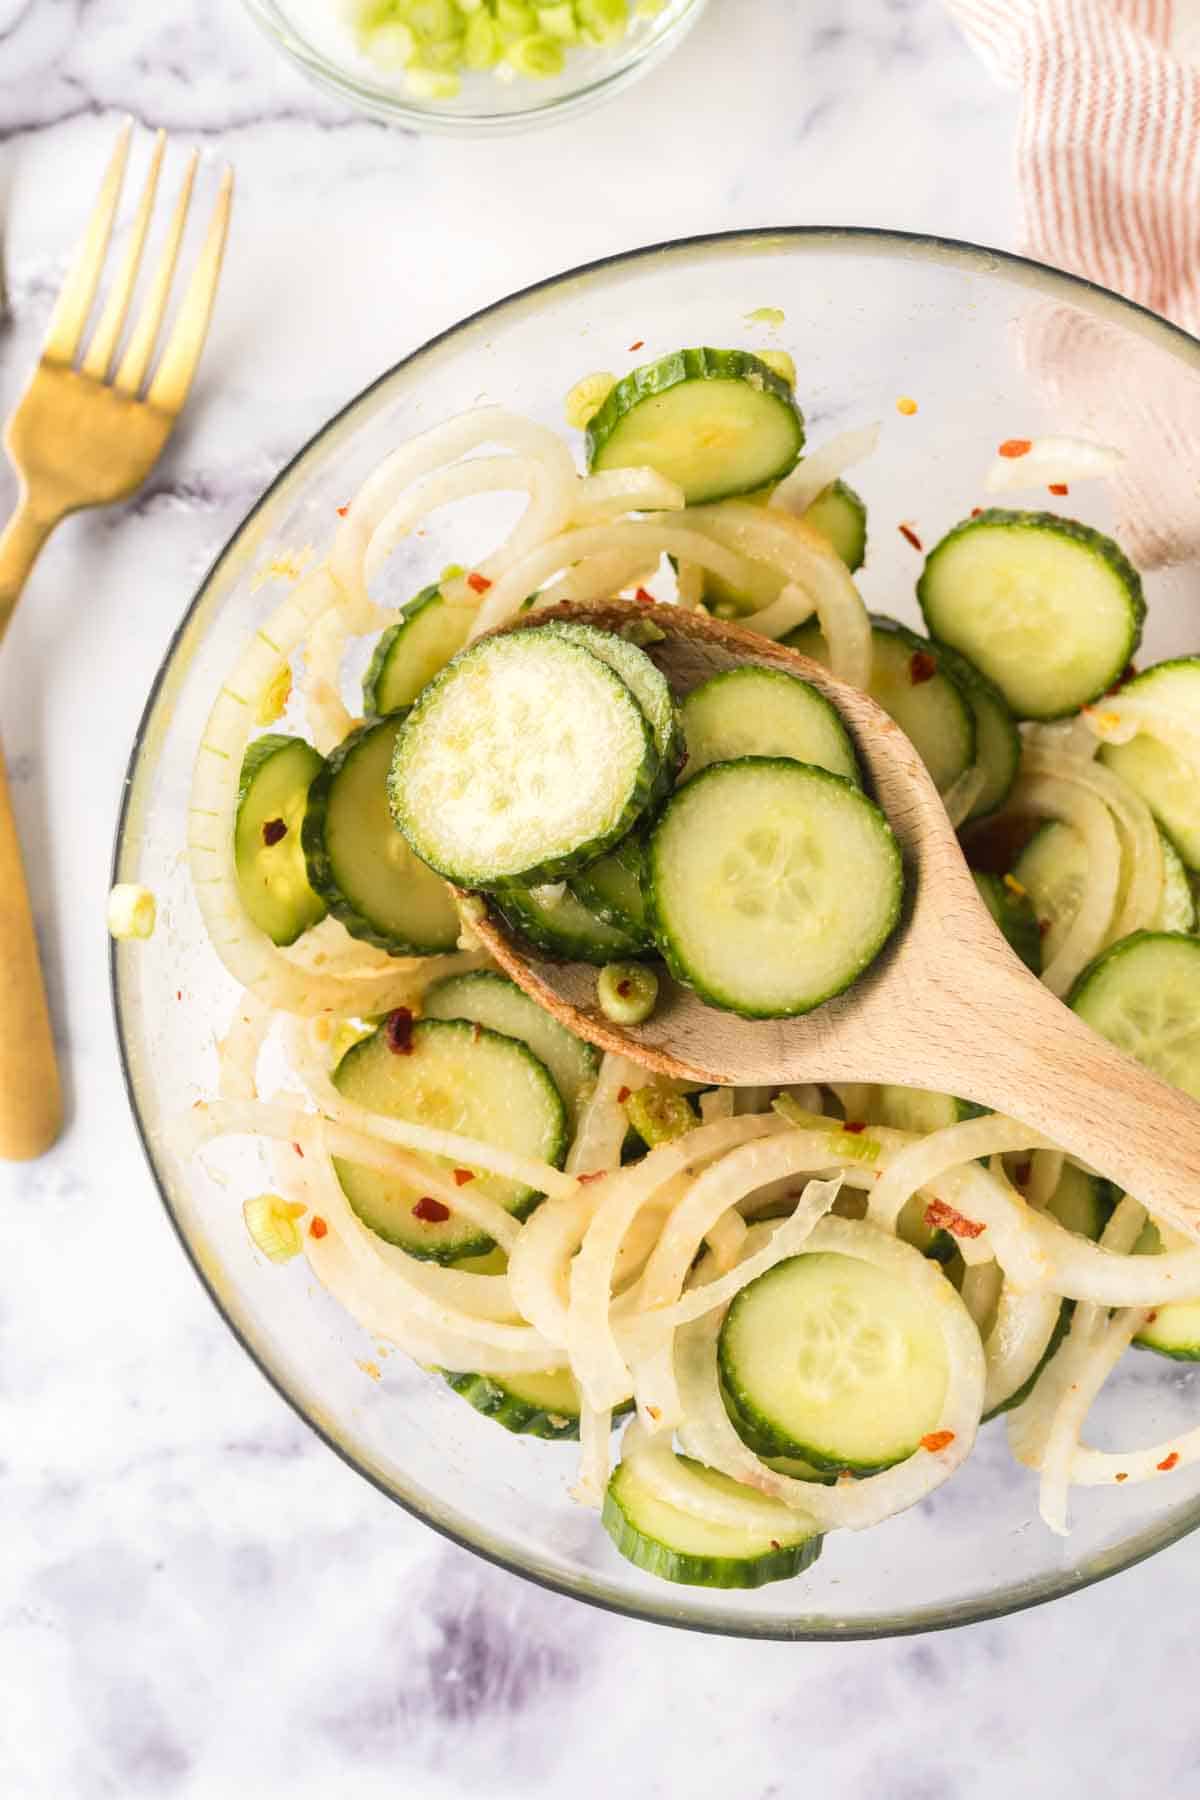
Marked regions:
[4,4,1200,1796]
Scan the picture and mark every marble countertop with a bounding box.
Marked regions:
[3,3,1198,1796]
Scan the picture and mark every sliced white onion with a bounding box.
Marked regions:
[1023,747,1163,942]
[983,1282,1062,1415]
[571,468,685,523]
[570,1400,614,1509]
[742,581,814,642]
[1000,771,1122,995]
[217,995,273,1101]
[566,1052,650,1176]
[943,764,987,829]
[621,1419,818,1536]
[770,423,880,516]
[868,1114,1051,1233]
[983,435,1124,495]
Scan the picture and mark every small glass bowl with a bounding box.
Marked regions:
[240,0,708,134]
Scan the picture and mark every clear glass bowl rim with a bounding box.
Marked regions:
[239,0,709,135]
[111,225,1200,1641]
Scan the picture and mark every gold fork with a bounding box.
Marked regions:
[0,121,233,1160]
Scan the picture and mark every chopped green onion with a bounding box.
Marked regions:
[625,1083,694,1146]
[506,33,565,73]
[746,306,786,326]
[243,1193,307,1264]
[463,12,502,65]
[404,63,461,97]
[366,21,417,66]
[564,369,616,429]
[107,883,157,941]
[578,0,628,44]
[352,0,645,89]
[538,2,580,40]
[598,960,659,1024]
[759,349,796,386]
[496,0,537,31]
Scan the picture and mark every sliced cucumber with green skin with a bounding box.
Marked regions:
[785,616,975,796]
[586,348,805,505]
[363,585,476,715]
[647,757,902,1019]
[602,1454,822,1589]
[1097,658,1200,869]
[1069,931,1200,1102]
[494,882,650,965]
[1045,1160,1114,1241]
[1135,1299,1200,1360]
[569,830,653,945]
[679,667,860,786]
[926,640,1020,821]
[234,735,327,946]
[302,714,460,956]
[722,1382,840,1480]
[984,1302,1072,1422]
[973,870,1042,974]
[802,478,867,573]
[539,620,681,797]
[719,1250,950,1473]
[421,968,598,1133]
[332,1019,566,1261]
[442,1366,583,1439]
[1015,821,1195,966]
[917,509,1145,721]
[390,630,660,888]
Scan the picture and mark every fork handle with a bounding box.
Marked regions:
[0,497,55,645]
[0,741,62,1159]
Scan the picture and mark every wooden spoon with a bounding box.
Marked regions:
[469,599,1200,1235]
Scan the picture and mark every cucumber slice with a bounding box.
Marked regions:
[679,667,859,785]
[719,1250,950,1473]
[602,1453,822,1589]
[1045,1160,1113,1240]
[421,968,599,1132]
[972,870,1042,974]
[647,757,902,1018]
[495,881,649,965]
[917,509,1145,720]
[332,1018,566,1260]
[984,1302,1072,1421]
[569,830,653,945]
[1134,1302,1200,1361]
[802,478,867,573]
[234,735,327,946]
[539,620,681,796]
[1069,931,1200,1102]
[1097,658,1200,869]
[390,631,660,888]
[363,585,475,715]
[1015,821,1195,966]
[442,1366,583,1439]
[586,348,804,505]
[926,641,1020,821]
[785,616,975,796]
[302,714,460,956]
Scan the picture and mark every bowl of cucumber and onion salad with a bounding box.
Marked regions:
[242,0,707,131]
[178,332,1200,1599]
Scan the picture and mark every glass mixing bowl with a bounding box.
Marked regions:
[241,0,707,134]
[112,229,1200,1639]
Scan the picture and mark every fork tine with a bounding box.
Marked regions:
[144,166,234,416]
[112,149,198,397]
[42,118,133,364]
[80,129,166,381]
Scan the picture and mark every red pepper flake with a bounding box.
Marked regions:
[1157,1452,1180,1472]
[1038,919,1051,938]
[471,1022,483,1043]
[898,522,923,552]
[261,817,288,847]
[577,1171,605,1185]
[293,1142,305,1159]
[633,586,656,606]
[412,1196,452,1224]
[1146,1310,1158,1324]
[909,649,938,686]
[617,1086,632,1104]
[920,1430,956,1453]
[628,340,644,352]
[970,506,984,518]
[336,504,349,518]
[453,1168,476,1187]
[842,1120,867,1135]
[924,1198,986,1239]
[645,1403,662,1422]
[769,1539,782,1551]
[1115,1471,1128,1483]
[466,571,492,594]
[1047,482,1069,496]
[384,1007,416,1055]
[998,438,1032,458]
[1013,1161,1032,1188]
[308,1216,328,1239]
[616,980,633,998]
[176,990,183,1002]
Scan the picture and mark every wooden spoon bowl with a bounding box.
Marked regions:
[470,600,1200,1235]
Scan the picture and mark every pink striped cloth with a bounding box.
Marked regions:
[948,0,1200,333]
[948,0,1200,567]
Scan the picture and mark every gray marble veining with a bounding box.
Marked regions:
[5,4,1199,1797]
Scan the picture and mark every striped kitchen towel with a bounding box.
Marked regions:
[949,0,1200,567]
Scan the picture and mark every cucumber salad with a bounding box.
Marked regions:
[178,344,1200,1591]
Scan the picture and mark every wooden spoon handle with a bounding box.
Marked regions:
[0,742,62,1160]
[903,959,1200,1235]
